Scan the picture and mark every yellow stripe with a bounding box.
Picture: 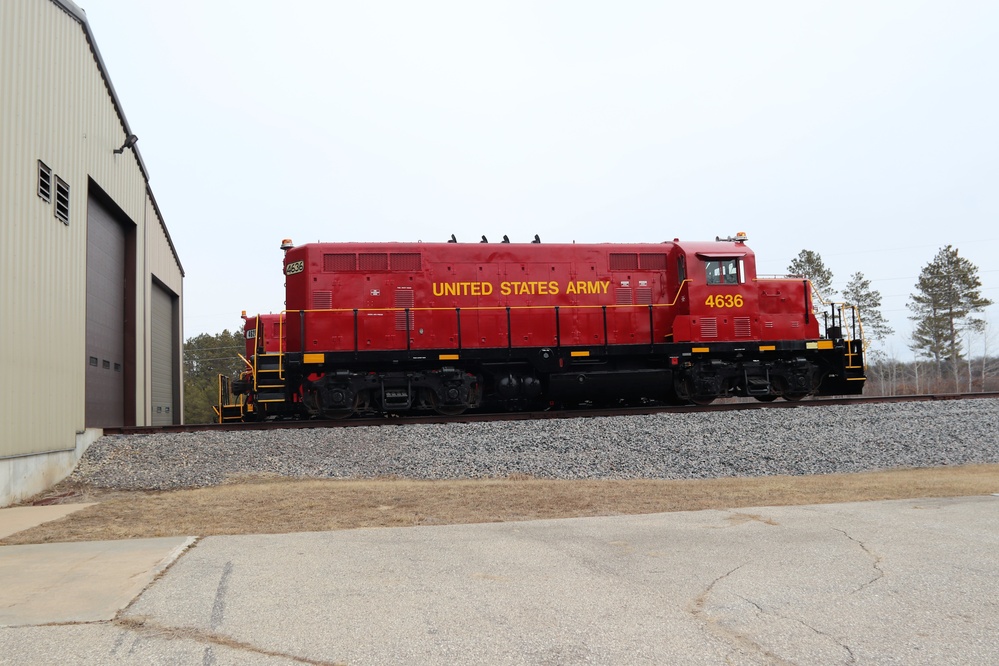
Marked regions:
[692,347,710,353]
[303,353,325,364]
[439,354,460,360]
[847,377,867,381]
[570,351,590,357]
[759,345,776,352]
[817,340,834,350]
[806,342,818,349]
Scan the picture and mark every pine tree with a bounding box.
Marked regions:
[843,271,893,343]
[786,250,835,301]
[907,245,992,381]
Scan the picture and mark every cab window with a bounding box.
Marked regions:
[705,259,740,285]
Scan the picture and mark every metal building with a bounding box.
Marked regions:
[0,0,184,506]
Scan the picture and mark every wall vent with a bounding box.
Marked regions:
[38,161,52,202]
[54,177,70,224]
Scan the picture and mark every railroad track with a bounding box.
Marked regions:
[103,391,999,436]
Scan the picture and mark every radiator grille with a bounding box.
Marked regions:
[312,291,332,310]
[615,288,633,305]
[610,253,638,270]
[395,287,415,330]
[734,317,751,337]
[359,253,389,271]
[700,318,718,338]
[639,253,667,270]
[390,253,421,270]
[324,253,356,272]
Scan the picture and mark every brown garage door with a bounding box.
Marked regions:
[85,195,127,427]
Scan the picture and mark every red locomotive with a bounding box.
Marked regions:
[216,233,865,421]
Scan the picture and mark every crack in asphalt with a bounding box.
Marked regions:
[689,563,797,666]
[832,528,885,593]
[114,616,346,666]
[736,594,858,665]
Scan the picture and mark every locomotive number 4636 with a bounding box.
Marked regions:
[285,260,305,276]
[705,294,744,308]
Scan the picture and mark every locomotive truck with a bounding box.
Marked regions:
[215,233,865,421]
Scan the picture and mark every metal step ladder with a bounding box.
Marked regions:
[254,353,287,403]
[214,375,245,423]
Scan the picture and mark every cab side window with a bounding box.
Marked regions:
[705,259,739,285]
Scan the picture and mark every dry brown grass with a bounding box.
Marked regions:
[4,465,997,545]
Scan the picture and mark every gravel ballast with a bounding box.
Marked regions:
[70,400,999,491]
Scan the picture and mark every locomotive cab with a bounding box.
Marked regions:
[664,234,862,403]
[669,235,761,343]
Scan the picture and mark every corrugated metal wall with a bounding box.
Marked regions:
[0,0,183,464]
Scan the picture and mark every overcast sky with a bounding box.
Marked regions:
[78,0,999,358]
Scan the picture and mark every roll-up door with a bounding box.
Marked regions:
[85,196,126,427]
[151,282,178,425]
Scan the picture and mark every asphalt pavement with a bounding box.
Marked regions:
[1,495,997,665]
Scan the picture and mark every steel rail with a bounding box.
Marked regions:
[102,392,999,436]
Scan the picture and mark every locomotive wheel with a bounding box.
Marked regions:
[754,395,778,403]
[318,393,359,419]
[675,376,714,406]
[428,390,468,416]
[782,393,807,402]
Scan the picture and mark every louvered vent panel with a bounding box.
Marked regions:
[390,253,421,270]
[734,317,752,337]
[639,253,667,270]
[324,253,356,272]
[609,253,639,270]
[54,177,70,224]
[37,161,52,202]
[765,321,774,329]
[313,291,332,310]
[395,287,415,330]
[636,287,652,305]
[615,288,633,305]
[700,318,718,338]
[359,253,389,271]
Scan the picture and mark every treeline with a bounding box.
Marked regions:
[182,329,246,423]
[786,245,992,391]
[867,356,999,396]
